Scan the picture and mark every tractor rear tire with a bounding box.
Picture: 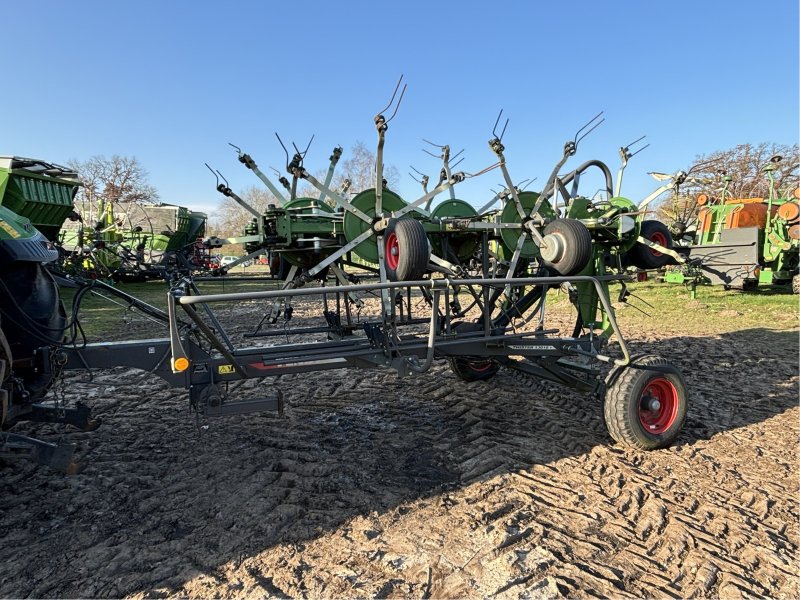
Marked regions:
[604,355,688,450]
[540,219,592,276]
[629,221,675,269]
[448,357,500,382]
[383,219,430,282]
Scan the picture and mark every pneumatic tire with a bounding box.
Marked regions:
[604,355,688,450]
[383,219,430,281]
[629,220,675,269]
[540,218,592,276]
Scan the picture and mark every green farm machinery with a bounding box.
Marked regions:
[663,156,800,292]
[2,84,693,470]
[59,198,209,281]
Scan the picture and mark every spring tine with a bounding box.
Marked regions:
[630,142,650,158]
[216,170,230,188]
[451,157,465,170]
[275,132,290,168]
[386,83,407,124]
[422,148,441,159]
[491,109,505,139]
[376,74,404,118]
[450,148,465,162]
[422,138,445,149]
[228,142,242,154]
[410,165,427,177]
[204,163,220,187]
[574,111,605,146]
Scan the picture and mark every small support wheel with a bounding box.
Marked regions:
[540,218,592,275]
[604,355,688,450]
[383,219,430,281]
[629,220,675,269]
[448,357,500,382]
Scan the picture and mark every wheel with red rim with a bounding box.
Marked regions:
[382,218,430,282]
[448,356,500,382]
[628,220,676,269]
[604,355,688,450]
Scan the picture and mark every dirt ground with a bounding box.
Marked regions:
[1,290,798,598]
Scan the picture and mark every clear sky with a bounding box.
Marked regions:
[3,0,798,217]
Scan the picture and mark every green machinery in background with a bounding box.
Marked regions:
[663,156,800,292]
[0,156,81,241]
[59,199,208,281]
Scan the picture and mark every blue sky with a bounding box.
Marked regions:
[3,0,797,218]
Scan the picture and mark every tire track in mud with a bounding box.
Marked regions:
[0,323,797,598]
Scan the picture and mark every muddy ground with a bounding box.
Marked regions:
[1,291,798,598]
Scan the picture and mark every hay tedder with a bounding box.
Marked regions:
[1,83,692,470]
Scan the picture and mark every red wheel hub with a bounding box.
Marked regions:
[385,232,400,270]
[649,231,668,257]
[466,359,493,372]
[638,377,679,434]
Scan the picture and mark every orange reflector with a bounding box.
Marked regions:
[777,201,800,222]
[173,357,190,372]
[793,188,800,200]
[696,194,708,206]
[753,267,761,278]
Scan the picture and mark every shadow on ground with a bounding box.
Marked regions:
[0,328,796,597]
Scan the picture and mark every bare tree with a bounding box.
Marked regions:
[295,141,400,201]
[658,142,799,230]
[209,186,275,238]
[68,155,159,221]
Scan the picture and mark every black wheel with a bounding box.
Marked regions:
[383,219,430,281]
[629,220,675,269]
[448,356,500,382]
[0,326,11,426]
[604,355,688,450]
[539,218,592,275]
[275,255,293,280]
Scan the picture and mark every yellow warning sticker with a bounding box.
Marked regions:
[218,364,235,374]
[0,220,20,239]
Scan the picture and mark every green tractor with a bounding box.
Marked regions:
[0,157,86,467]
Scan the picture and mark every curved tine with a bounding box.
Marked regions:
[269,166,282,177]
[422,138,446,149]
[228,142,242,154]
[216,170,230,188]
[293,134,315,158]
[462,160,503,179]
[574,111,605,146]
[450,148,465,162]
[376,74,404,117]
[422,148,441,159]
[274,132,290,167]
[451,157,465,170]
[630,142,650,158]
[410,165,428,177]
[688,157,721,175]
[624,134,647,150]
[386,83,407,123]
[204,163,220,187]
[409,171,422,184]
[491,109,505,138]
